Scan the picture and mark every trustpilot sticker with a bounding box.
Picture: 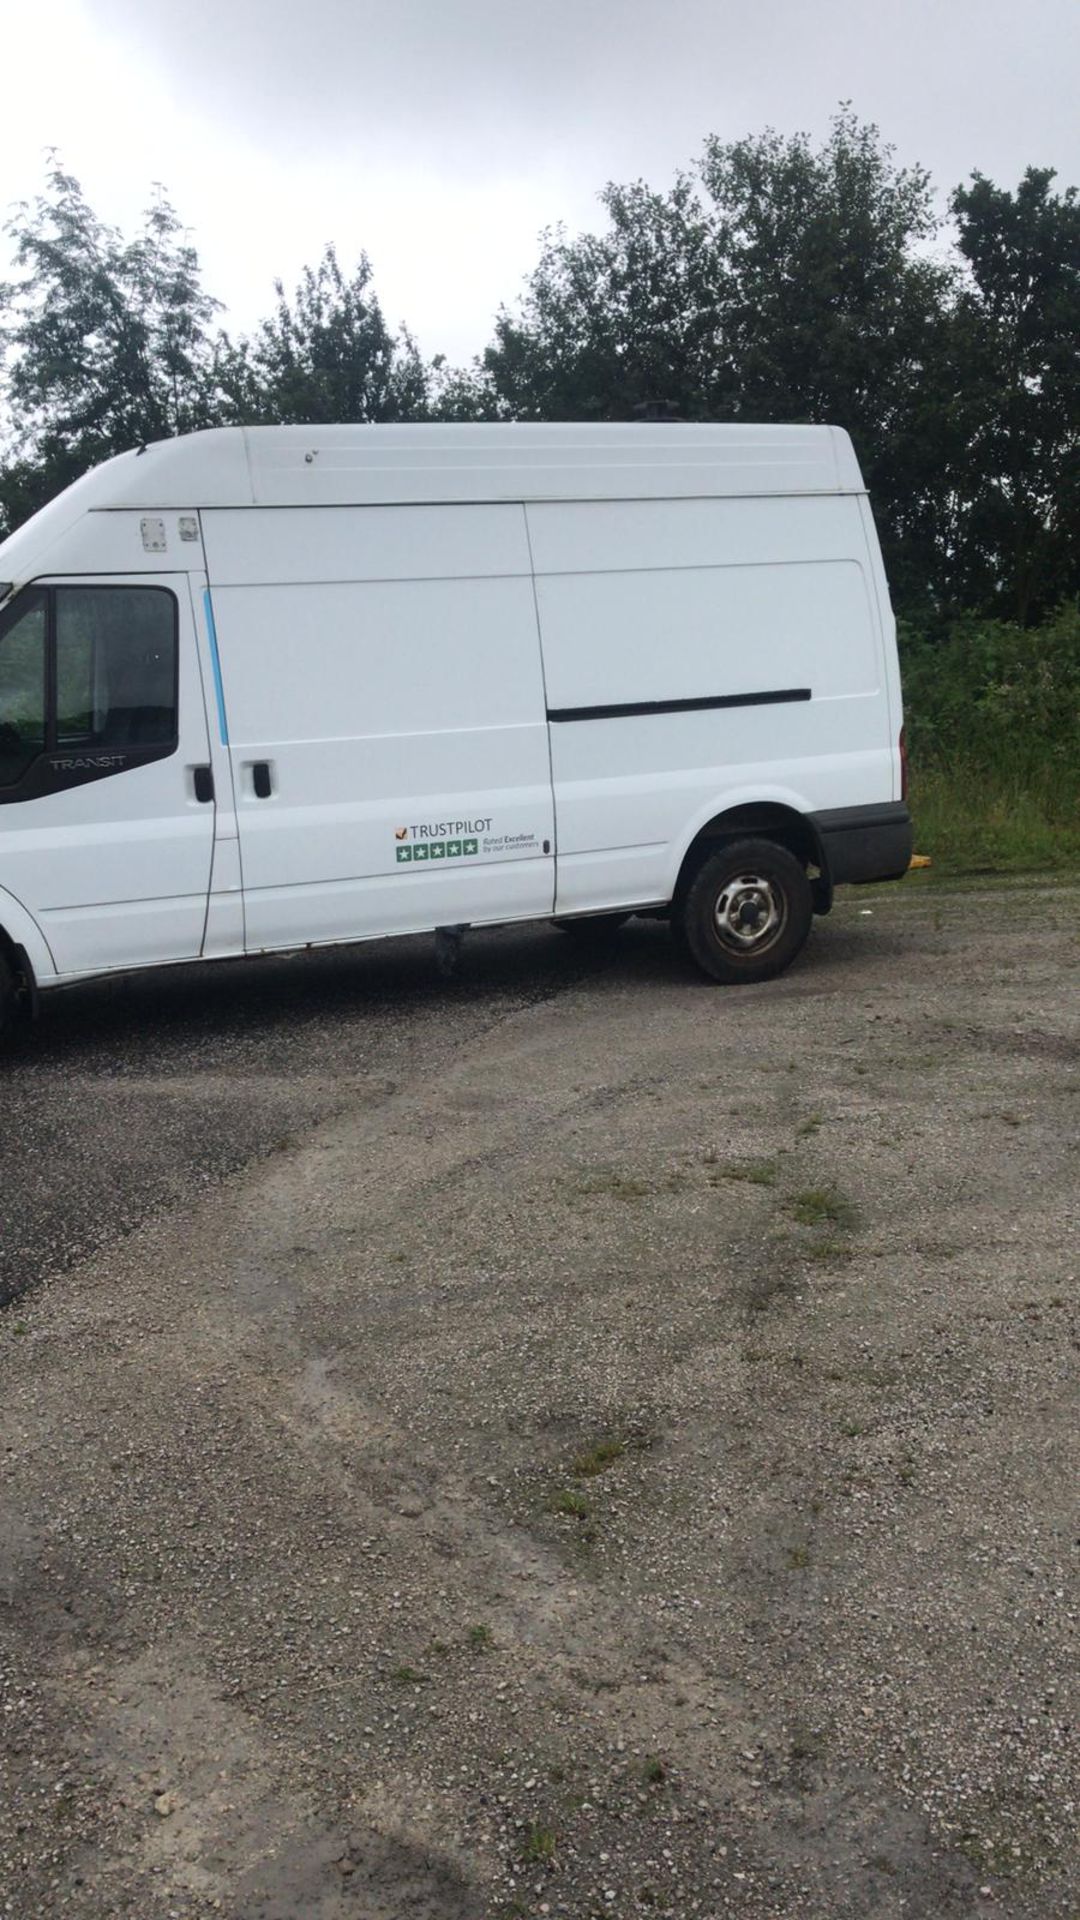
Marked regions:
[393,817,539,865]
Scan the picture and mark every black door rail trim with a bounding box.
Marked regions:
[546,687,812,723]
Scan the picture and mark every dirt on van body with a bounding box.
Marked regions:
[1,879,1078,1920]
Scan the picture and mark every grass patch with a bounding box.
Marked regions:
[466,1623,494,1652]
[802,1236,854,1266]
[642,1755,667,1785]
[900,607,1080,876]
[574,1171,650,1201]
[572,1437,627,1478]
[909,762,1080,876]
[796,1113,824,1137]
[388,1663,428,1688]
[549,1488,591,1518]
[789,1186,857,1230]
[521,1822,557,1863]
[710,1159,778,1188]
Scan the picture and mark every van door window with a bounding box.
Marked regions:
[56,587,177,749]
[0,591,46,787]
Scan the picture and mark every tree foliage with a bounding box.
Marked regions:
[0,157,220,530]
[481,111,952,603]
[1,125,1079,633]
[946,167,1080,622]
[216,245,429,426]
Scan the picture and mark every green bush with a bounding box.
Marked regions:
[899,606,1080,871]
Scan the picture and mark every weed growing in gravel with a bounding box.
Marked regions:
[803,1236,854,1266]
[521,1822,557,1863]
[549,1488,590,1518]
[573,1169,687,1201]
[711,1159,778,1188]
[572,1437,626,1477]
[787,1545,811,1569]
[575,1171,649,1200]
[467,1623,494,1651]
[642,1755,667,1785]
[389,1663,428,1688]
[797,1113,824,1137]
[789,1186,857,1229]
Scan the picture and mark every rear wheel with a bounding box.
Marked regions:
[677,839,812,984]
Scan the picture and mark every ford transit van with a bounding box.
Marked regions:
[0,423,912,1037]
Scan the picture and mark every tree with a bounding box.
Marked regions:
[480,110,953,605]
[0,157,220,534]
[217,245,429,425]
[480,174,723,422]
[946,167,1080,622]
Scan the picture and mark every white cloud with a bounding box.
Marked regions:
[3,0,1078,366]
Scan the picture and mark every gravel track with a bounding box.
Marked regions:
[1,883,1077,1920]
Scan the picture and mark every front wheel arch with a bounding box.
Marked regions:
[0,927,38,1035]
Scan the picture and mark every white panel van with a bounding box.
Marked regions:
[0,424,912,1039]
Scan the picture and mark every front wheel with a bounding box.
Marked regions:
[677,839,812,984]
[0,950,16,1049]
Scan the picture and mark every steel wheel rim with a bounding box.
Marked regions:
[712,871,786,953]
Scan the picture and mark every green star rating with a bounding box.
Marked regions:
[394,836,481,865]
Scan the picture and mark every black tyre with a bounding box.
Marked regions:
[552,912,630,940]
[677,839,812,984]
[0,950,16,1049]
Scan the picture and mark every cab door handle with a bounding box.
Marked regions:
[252,761,273,799]
[192,764,214,803]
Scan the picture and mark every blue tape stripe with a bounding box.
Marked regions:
[203,587,229,746]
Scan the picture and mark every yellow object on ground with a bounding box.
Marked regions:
[909,853,933,869]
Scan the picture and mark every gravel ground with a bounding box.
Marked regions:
[0,881,1077,1920]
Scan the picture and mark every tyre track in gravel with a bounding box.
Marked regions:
[2,884,1077,1919]
[0,921,632,1309]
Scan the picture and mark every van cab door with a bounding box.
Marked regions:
[0,575,216,977]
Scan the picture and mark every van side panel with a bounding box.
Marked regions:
[527,496,894,911]
[201,506,556,951]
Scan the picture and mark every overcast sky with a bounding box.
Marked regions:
[3,0,1078,365]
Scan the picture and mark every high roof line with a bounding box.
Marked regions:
[55,422,865,512]
[0,423,866,591]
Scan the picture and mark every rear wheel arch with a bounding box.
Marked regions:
[672,803,829,916]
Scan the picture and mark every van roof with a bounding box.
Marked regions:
[34,422,867,515]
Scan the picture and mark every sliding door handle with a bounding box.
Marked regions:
[252,761,273,799]
[192,764,214,803]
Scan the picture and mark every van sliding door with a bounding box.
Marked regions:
[200,504,556,953]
